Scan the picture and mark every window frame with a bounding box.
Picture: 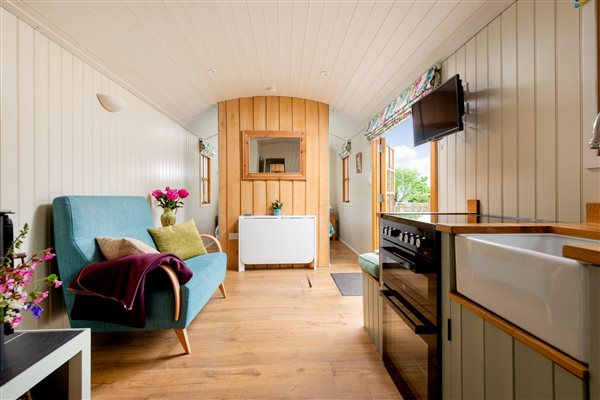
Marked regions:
[201,154,211,205]
[342,155,350,203]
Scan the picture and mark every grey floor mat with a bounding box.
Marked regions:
[331,273,363,296]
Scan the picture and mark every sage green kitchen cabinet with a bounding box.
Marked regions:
[484,321,513,399]
[514,340,553,399]
[362,272,382,355]
[441,233,456,400]
[448,298,588,400]
[461,308,484,399]
[554,364,587,400]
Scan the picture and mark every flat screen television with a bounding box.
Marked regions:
[412,74,464,146]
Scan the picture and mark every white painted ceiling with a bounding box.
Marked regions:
[8,0,511,138]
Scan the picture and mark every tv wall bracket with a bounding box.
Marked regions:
[463,82,470,118]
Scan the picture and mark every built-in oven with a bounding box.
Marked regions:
[379,215,441,400]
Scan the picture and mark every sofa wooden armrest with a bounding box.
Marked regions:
[158,265,181,322]
[200,234,223,252]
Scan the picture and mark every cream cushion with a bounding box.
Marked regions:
[96,237,159,260]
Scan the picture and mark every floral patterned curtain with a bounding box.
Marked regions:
[199,139,216,158]
[337,140,351,159]
[365,65,441,142]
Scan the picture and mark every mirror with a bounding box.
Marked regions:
[249,137,301,173]
[242,130,306,180]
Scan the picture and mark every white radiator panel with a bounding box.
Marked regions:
[238,216,316,271]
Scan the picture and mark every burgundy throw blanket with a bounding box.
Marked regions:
[68,253,193,328]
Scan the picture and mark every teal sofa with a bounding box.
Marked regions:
[52,196,227,353]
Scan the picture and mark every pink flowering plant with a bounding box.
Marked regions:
[151,187,190,210]
[0,224,62,328]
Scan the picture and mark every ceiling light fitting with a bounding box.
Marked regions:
[320,71,331,78]
[207,67,217,76]
[266,85,277,92]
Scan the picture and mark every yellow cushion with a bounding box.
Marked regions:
[148,220,207,260]
[96,237,159,260]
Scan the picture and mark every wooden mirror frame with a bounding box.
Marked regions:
[242,130,306,180]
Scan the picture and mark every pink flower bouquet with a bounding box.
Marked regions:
[151,187,190,210]
[0,223,62,328]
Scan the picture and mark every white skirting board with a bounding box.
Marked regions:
[339,238,361,256]
[238,215,317,272]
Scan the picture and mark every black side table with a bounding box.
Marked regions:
[0,329,90,399]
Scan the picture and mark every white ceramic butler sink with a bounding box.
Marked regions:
[455,233,600,363]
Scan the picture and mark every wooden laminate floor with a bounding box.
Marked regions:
[90,240,400,399]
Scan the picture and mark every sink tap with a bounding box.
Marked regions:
[589,112,600,149]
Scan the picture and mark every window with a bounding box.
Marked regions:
[201,154,211,205]
[386,116,430,213]
[342,156,350,203]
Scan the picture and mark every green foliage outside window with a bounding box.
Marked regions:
[395,168,430,203]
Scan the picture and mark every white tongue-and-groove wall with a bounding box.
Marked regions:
[0,8,204,329]
[437,0,599,221]
[331,0,598,254]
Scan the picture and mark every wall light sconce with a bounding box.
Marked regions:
[96,93,127,112]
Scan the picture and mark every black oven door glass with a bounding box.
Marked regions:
[382,290,438,400]
[380,247,437,325]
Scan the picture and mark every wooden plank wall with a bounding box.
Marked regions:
[218,97,330,270]
[437,1,599,222]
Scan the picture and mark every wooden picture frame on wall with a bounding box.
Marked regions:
[355,152,362,174]
[242,130,306,180]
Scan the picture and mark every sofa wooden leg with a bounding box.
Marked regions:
[174,329,191,354]
[218,283,227,298]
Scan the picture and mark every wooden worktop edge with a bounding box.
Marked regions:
[449,291,588,380]
[550,225,600,241]
[436,223,599,240]
[563,243,600,266]
[436,224,551,234]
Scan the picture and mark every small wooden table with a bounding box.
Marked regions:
[0,329,91,399]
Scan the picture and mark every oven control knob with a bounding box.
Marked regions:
[409,235,416,245]
[416,237,426,248]
[394,229,402,238]
[403,233,410,243]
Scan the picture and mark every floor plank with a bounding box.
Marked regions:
[90,241,400,399]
